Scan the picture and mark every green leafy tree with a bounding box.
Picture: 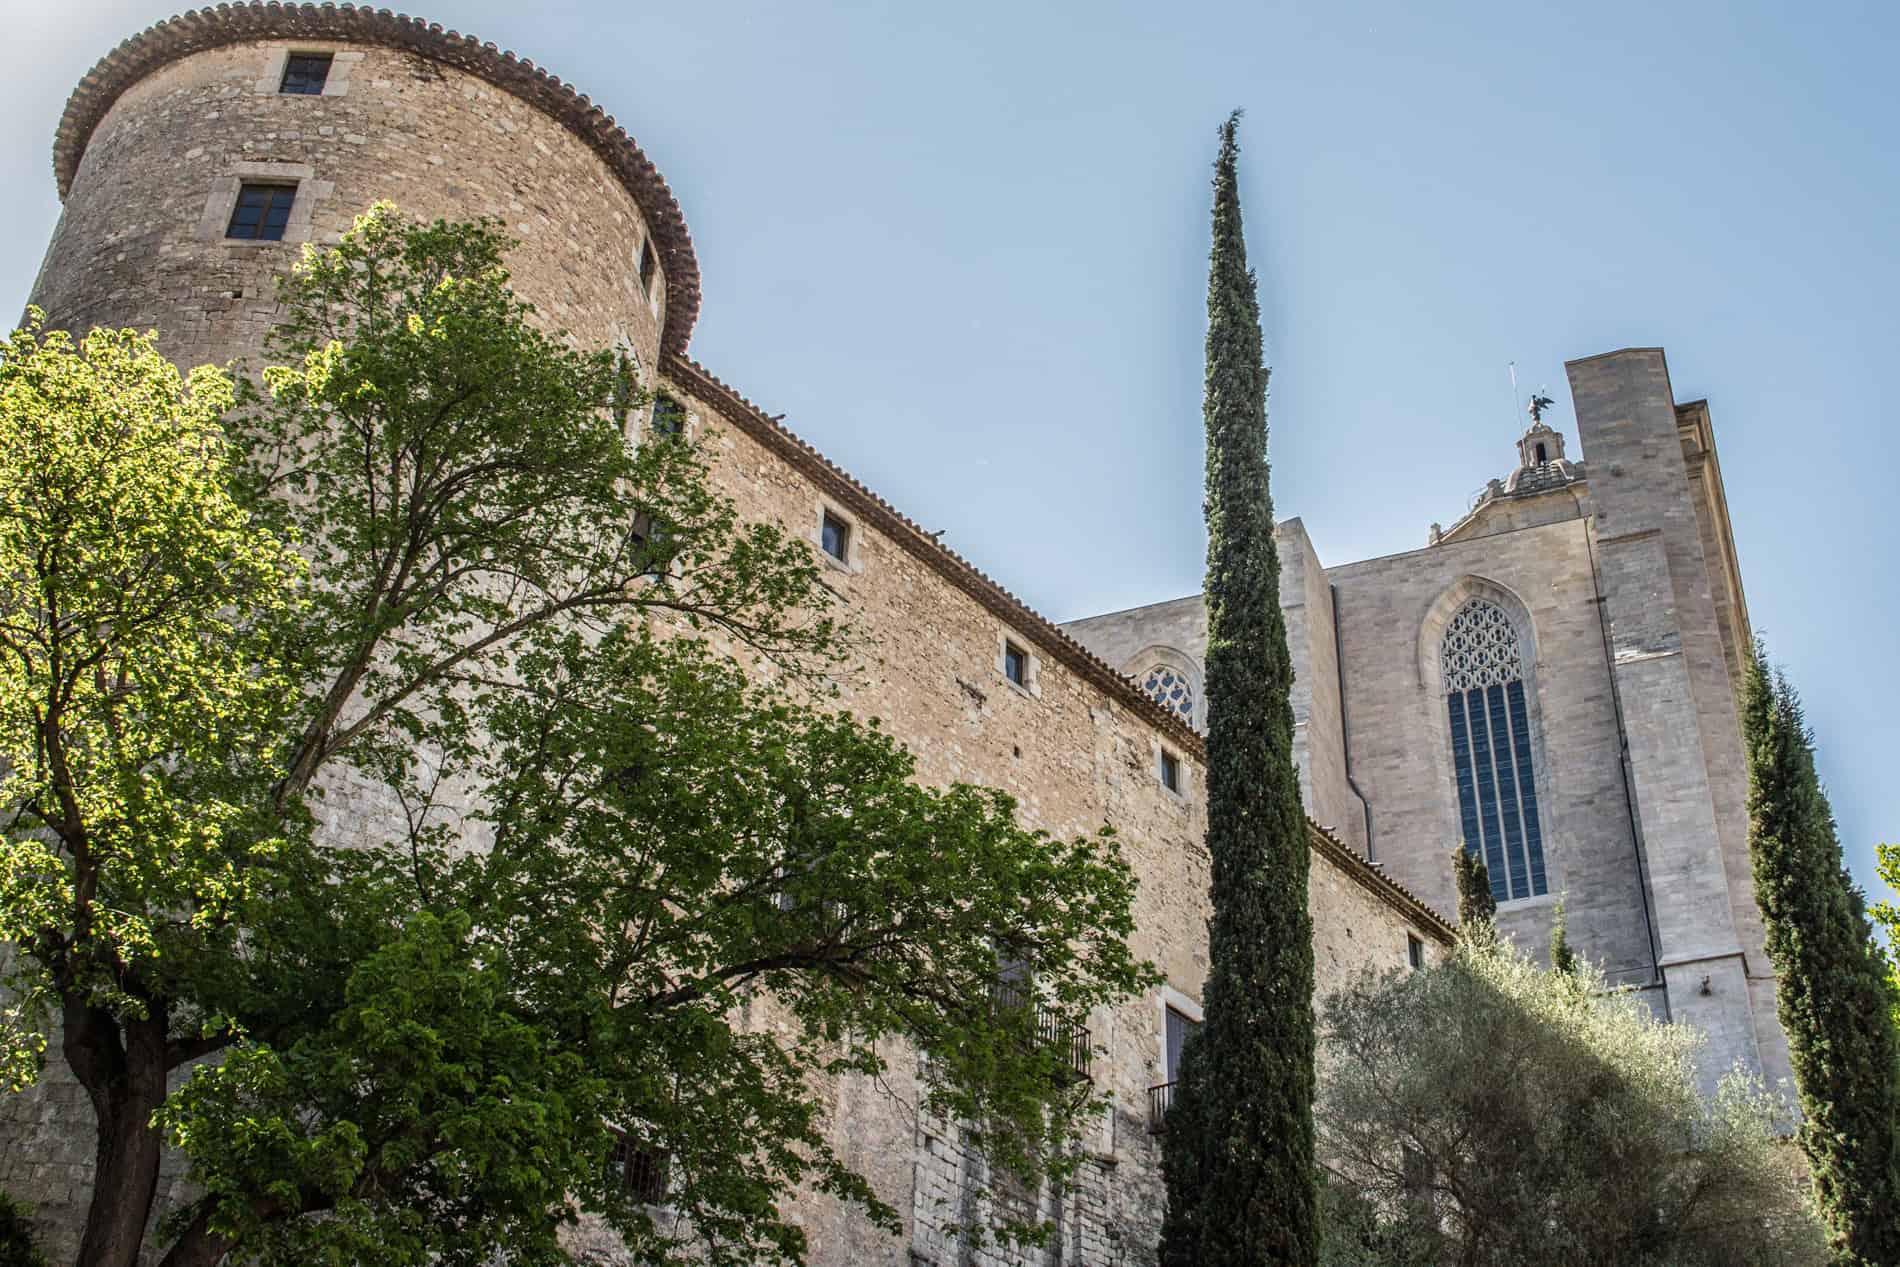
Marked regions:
[1315,937,1826,1267]
[1742,645,1900,1266]
[1,207,1151,1267]
[0,318,307,1267]
[1158,112,1318,1267]
[1451,844,1496,933]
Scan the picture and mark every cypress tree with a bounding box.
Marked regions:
[1741,644,1900,1266]
[1548,897,1578,976]
[1158,111,1318,1267]
[1452,843,1497,932]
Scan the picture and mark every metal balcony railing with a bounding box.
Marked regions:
[1147,1080,1178,1133]
[991,981,1092,1083]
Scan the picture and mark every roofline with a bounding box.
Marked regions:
[54,2,701,357]
[1331,505,1590,577]
[1060,590,1207,629]
[664,350,1458,941]
[1564,346,1666,368]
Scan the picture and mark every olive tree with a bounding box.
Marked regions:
[1316,938,1824,1267]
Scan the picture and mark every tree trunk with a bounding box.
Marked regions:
[64,996,168,1267]
[156,1205,234,1267]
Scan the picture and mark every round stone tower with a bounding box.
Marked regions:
[31,2,699,377]
[8,7,700,1257]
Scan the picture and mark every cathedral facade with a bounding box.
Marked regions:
[2,6,1785,1263]
[1064,364,1790,1101]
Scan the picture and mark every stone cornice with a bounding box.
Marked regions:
[666,351,1459,944]
[54,1,701,357]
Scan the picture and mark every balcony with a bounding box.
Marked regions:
[991,980,1092,1083]
[1147,1080,1178,1133]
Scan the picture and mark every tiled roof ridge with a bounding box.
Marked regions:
[1307,822,1457,944]
[665,351,1460,941]
[53,1,701,358]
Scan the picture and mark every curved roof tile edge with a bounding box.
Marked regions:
[664,351,1461,942]
[53,1,701,356]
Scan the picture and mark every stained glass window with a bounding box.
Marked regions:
[1442,599,1547,902]
[1140,665,1195,723]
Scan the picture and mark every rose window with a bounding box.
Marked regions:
[1141,665,1195,722]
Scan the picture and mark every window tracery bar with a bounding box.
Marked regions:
[1140,665,1195,723]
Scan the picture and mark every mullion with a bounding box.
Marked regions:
[1508,681,1547,894]
[1485,683,1529,899]
[1463,689,1509,903]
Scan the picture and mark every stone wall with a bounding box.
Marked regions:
[1565,349,1787,1095]
[665,363,1456,1265]
[1278,519,1368,855]
[32,38,668,375]
[1327,518,1657,987]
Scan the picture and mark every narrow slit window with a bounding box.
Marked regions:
[1407,934,1424,970]
[820,510,850,563]
[1442,598,1548,901]
[1003,641,1027,688]
[280,53,333,95]
[638,238,657,295]
[1159,748,1180,793]
[226,184,297,241]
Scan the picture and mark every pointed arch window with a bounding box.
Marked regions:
[1442,599,1547,902]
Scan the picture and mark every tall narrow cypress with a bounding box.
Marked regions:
[1742,645,1900,1266]
[1158,112,1318,1267]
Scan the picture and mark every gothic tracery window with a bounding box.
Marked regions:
[1140,665,1195,724]
[1442,599,1548,902]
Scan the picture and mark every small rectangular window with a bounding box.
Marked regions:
[638,238,657,294]
[1407,934,1424,970]
[821,510,850,562]
[606,1127,669,1205]
[1164,1004,1200,1083]
[1003,641,1027,688]
[650,396,685,438]
[280,53,333,95]
[1160,748,1180,792]
[226,184,297,241]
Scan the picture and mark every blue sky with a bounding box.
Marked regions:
[4,0,1894,906]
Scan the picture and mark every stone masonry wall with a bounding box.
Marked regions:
[663,369,1455,1265]
[1565,349,1787,1094]
[1278,519,1368,855]
[30,39,667,374]
[1327,517,1657,987]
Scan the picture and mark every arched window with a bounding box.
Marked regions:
[1442,599,1547,902]
[1140,664,1196,724]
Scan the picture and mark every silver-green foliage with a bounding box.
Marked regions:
[1317,938,1825,1267]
